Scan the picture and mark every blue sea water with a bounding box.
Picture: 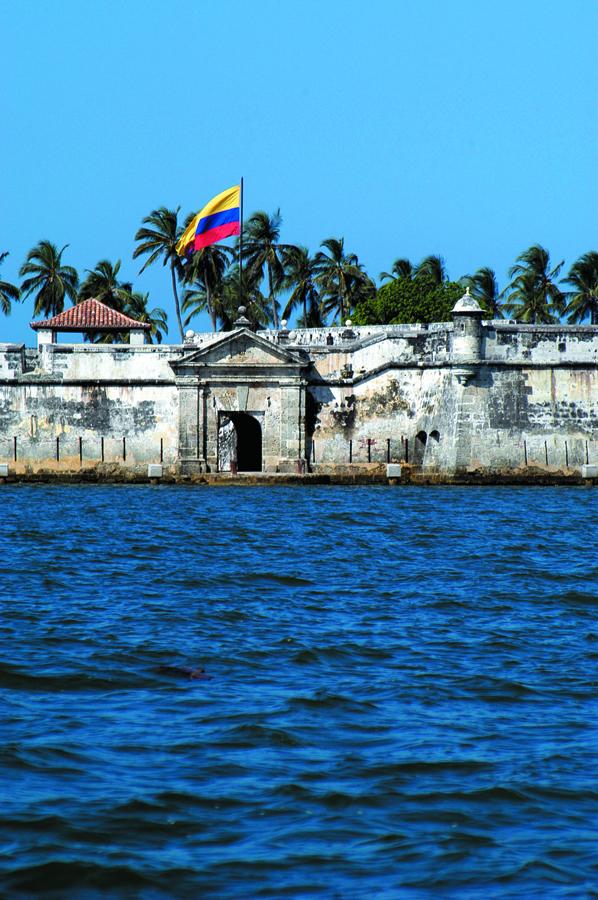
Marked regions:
[1,485,598,899]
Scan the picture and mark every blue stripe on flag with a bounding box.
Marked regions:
[196,207,240,235]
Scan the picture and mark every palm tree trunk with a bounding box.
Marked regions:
[339,272,346,323]
[170,260,184,341]
[268,267,279,329]
[303,294,307,326]
[204,257,218,331]
[206,284,217,331]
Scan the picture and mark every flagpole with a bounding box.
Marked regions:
[239,177,244,307]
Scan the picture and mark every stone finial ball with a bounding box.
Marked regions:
[346,319,353,327]
[185,330,195,338]
[238,306,247,315]
[281,319,288,328]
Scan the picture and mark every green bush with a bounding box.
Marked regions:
[352,275,464,325]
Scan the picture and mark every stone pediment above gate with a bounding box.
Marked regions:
[170,328,306,375]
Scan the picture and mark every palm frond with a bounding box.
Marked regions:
[18,240,79,317]
[0,251,20,314]
[505,245,565,323]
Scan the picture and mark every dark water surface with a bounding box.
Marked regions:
[1,485,598,898]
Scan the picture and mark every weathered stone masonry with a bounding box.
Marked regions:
[1,293,598,478]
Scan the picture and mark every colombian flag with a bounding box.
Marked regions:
[176,185,241,256]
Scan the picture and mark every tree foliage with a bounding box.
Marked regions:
[562,251,598,324]
[282,246,322,326]
[0,252,20,315]
[503,244,564,324]
[19,241,79,317]
[78,259,132,311]
[14,205,598,335]
[380,258,414,283]
[415,254,447,285]
[182,243,233,331]
[183,263,269,332]
[314,237,374,323]
[125,292,168,344]
[352,274,463,325]
[133,207,185,340]
[462,267,503,318]
[244,210,292,329]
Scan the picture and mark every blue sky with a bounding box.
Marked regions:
[2,0,597,342]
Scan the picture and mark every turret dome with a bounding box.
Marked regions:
[452,287,483,314]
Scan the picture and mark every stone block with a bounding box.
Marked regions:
[386,464,402,478]
[0,464,8,477]
[148,464,163,478]
[581,464,598,478]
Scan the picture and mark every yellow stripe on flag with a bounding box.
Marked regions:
[176,185,241,256]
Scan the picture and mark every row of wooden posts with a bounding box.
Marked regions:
[309,437,593,466]
[522,438,591,467]
[311,437,411,464]
[2,435,593,467]
[4,435,406,465]
[7,436,165,463]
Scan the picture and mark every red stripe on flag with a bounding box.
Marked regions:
[194,222,240,249]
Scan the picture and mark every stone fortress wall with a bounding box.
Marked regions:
[1,294,598,479]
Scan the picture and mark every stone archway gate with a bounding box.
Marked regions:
[169,328,308,474]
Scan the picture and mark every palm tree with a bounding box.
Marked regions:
[224,264,270,330]
[463,267,503,318]
[315,237,374,324]
[244,210,294,329]
[133,207,185,341]
[504,244,565,323]
[416,254,447,285]
[182,284,210,329]
[562,251,598,324]
[19,241,79,317]
[125,292,168,343]
[380,258,414,283]
[0,252,20,314]
[182,243,233,331]
[183,263,269,332]
[282,246,322,326]
[78,259,132,311]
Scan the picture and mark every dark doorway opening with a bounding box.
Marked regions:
[219,412,262,472]
[233,413,262,471]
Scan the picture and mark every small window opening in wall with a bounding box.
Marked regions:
[430,430,440,442]
[558,342,566,352]
[414,430,428,465]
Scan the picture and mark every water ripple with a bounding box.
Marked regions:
[1,485,598,897]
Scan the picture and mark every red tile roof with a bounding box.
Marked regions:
[31,298,151,332]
